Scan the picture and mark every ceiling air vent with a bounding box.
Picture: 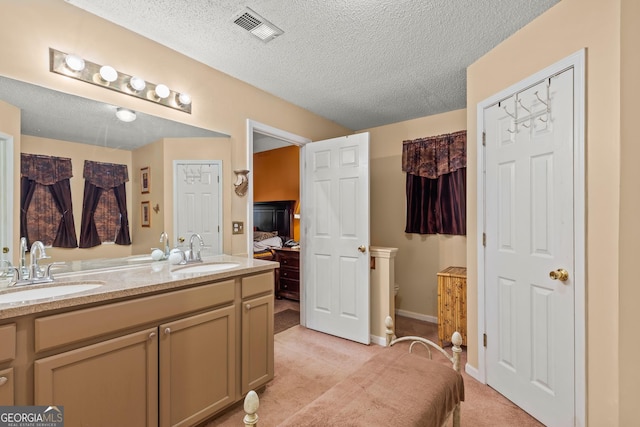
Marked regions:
[233,7,283,43]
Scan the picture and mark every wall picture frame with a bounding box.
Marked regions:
[141,201,151,227]
[140,166,150,194]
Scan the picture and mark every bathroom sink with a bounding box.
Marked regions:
[0,281,105,304]
[172,262,240,275]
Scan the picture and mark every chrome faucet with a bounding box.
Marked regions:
[19,237,28,277]
[187,233,204,263]
[29,241,48,280]
[159,231,170,257]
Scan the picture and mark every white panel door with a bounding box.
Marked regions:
[175,161,222,254]
[484,69,575,426]
[0,135,13,272]
[303,133,370,344]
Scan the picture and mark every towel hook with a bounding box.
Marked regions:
[534,91,549,108]
[517,99,531,114]
[502,105,516,119]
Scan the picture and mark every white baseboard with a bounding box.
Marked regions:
[395,308,438,324]
[465,363,483,382]
[370,334,386,347]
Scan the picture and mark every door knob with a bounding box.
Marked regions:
[549,269,569,281]
[358,245,367,253]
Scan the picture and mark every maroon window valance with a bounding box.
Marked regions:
[21,153,73,185]
[403,130,466,236]
[402,130,466,179]
[83,160,129,189]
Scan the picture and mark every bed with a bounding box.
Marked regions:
[252,200,296,260]
[242,316,464,426]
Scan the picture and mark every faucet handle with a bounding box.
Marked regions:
[45,262,66,279]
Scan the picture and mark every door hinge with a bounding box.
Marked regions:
[482,131,486,146]
[482,233,486,246]
[483,333,487,347]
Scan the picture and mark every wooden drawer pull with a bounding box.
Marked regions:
[0,377,7,386]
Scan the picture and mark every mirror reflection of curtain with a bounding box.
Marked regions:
[20,154,78,248]
[402,130,466,235]
[79,160,131,248]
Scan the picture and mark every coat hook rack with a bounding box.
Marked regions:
[534,91,549,108]
[503,105,516,119]
[517,99,531,114]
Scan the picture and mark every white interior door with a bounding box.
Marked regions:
[174,161,222,254]
[0,134,13,269]
[303,132,370,344]
[483,69,575,426]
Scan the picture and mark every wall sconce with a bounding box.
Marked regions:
[49,48,192,114]
[233,169,250,197]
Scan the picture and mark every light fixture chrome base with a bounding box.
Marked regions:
[49,48,191,114]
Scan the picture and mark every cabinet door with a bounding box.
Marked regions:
[0,368,13,405]
[242,293,274,394]
[35,328,158,427]
[159,306,236,427]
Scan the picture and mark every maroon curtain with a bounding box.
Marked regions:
[19,176,38,247]
[402,131,466,235]
[20,154,77,248]
[79,161,130,248]
[113,183,131,245]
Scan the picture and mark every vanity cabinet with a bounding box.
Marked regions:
[0,323,16,405]
[26,271,274,427]
[35,328,159,426]
[159,306,236,427]
[241,273,274,394]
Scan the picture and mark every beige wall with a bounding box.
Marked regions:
[467,0,621,424]
[619,0,640,424]
[362,109,467,318]
[0,0,351,258]
[21,136,132,261]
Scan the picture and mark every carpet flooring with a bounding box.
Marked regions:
[274,309,300,334]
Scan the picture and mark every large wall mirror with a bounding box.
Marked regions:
[0,75,229,266]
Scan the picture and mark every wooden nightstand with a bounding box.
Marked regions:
[274,248,300,301]
[437,266,467,347]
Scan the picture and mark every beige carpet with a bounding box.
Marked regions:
[207,315,544,427]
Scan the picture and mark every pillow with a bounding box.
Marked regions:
[254,231,278,241]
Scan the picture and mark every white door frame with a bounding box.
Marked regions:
[173,160,223,254]
[0,132,14,264]
[475,49,586,426]
[245,119,311,321]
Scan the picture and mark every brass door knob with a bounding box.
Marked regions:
[549,269,569,281]
[358,245,367,253]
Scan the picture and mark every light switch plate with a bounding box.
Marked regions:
[232,221,244,235]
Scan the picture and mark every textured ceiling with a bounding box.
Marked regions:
[66,0,560,131]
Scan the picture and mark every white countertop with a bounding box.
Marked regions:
[0,254,278,320]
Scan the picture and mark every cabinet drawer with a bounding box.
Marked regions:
[279,278,299,295]
[36,281,235,353]
[279,267,299,281]
[242,272,274,299]
[278,255,299,268]
[0,324,16,364]
[0,367,13,405]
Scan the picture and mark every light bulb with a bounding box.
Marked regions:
[115,108,136,122]
[155,84,170,99]
[177,92,191,106]
[64,54,85,72]
[99,65,118,83]
[128,76,146,92]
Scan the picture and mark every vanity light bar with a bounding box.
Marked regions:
[49,48,192,114]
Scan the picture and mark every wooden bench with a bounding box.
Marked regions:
[242,315,464,426]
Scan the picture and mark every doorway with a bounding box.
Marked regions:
[246,120,310,323]
[477,50,585,426]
